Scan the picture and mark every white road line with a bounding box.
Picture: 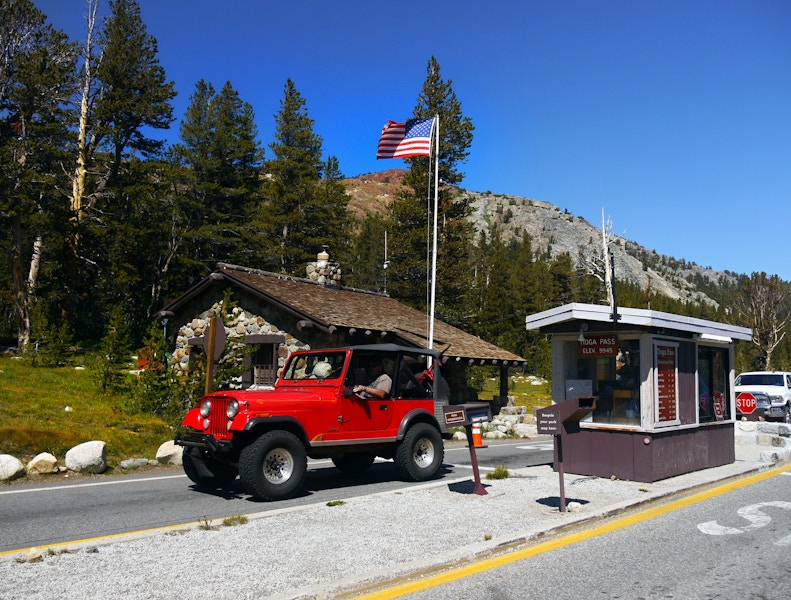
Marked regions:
[0,474,186,496]
[450,464,495,471]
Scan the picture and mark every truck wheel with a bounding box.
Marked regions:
[239,431,307,501]
[182,448,238,488]
[395,423,444,482]
[332,452,376,474]
[784,406,791,424]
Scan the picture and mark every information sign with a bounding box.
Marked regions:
[655,342,678,423]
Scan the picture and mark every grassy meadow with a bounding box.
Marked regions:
[0,356,173,466]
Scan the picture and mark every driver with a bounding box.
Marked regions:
[353,358,392,399]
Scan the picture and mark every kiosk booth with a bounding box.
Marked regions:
[525,303,752,482]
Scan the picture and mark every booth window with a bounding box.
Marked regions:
[562,338,640,426]
[698,345,730,423]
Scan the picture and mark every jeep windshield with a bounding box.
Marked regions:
[282,352,347,380]
[736,374,785,387]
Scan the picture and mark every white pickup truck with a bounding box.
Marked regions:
[734,371,791,423]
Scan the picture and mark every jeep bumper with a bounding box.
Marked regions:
[174,430,232,453]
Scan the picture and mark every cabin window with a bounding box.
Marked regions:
[563,338,641,426]
[698,345,730,423]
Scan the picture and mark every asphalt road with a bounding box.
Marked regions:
[0,438,553,553]
[399,470,791,600]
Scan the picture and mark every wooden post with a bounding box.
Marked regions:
[204,316,220,395]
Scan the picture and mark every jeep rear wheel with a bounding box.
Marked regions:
[395,423,444,482]
[332,452,376,474]
[182,448,238,488]
[239,430,307,501]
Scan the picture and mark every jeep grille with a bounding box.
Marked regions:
[207,397,231,438]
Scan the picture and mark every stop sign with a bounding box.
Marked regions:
[736,392,757,414]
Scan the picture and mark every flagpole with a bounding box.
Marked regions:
[428,115,439,350]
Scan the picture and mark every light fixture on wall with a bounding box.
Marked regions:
[578,322,588,342]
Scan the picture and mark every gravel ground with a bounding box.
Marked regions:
[0,443,774,600]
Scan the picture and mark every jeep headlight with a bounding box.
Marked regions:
[226,399,239,420]
[200,399,212,417]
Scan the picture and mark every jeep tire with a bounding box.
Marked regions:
[182,448,238,488]
[332,452,376,474]
[394,422,444,482]
[239,430,307,501]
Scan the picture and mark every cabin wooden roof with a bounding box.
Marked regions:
[160,263,525,365]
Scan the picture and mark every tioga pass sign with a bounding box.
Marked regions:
[578,335,617,358]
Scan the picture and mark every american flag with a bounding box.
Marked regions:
[376,117,434,159]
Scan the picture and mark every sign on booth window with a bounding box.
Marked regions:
[654,341,680,426]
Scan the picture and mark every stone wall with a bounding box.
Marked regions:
[172,300,309,373]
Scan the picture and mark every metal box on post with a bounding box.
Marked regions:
[442,402,492,427]
[535,396,596,435]
[535,397,596,511]
[442,402,493,495]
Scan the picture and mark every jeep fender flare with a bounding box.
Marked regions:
[397,409,441,440]
[242,416,309,446]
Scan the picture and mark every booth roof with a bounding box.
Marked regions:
[524,302,752,342]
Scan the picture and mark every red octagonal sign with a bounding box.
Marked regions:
[736,392,757,414]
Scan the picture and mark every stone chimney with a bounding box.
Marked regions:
[306,246,342,287]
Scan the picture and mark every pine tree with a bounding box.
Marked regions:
[174,79,264,269]
[255,79,349,274]
[63,0,176,342]
[0,0,78,350]
[386,57,475,328]
[92,0,175,176]
[342,214,388,291]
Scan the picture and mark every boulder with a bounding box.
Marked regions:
[0,454,25,481]
[120,458,150,470]
[65,440,107,474]
[156,440,183,465]
[513,423,535,438]
[27,452,58,475]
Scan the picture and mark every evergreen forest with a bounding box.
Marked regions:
[2,0,790,391]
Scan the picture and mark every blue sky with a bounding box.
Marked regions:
[37,0,791,280]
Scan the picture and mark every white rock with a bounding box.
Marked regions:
[26,548,43,563]
[513,424,535,438]
[65,440,107,474]
[120,458,150,470]
[0,454,25,481]
[156,440,183,465]
[452,431,468,442]
[567,501,583,512]
[26,452,58,475]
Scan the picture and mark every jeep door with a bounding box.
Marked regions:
[337,352,396,435]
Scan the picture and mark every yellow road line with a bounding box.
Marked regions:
[353,462,791,600]
[0,521,197,559]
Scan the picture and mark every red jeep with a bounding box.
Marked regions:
[175,344,451,500]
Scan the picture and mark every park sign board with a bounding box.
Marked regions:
[578,335,618,358]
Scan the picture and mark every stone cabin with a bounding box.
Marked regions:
[156,254,525,407]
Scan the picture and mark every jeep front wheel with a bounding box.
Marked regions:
[239,430,307,501]
[395,423,444,482]
[182,448,238,488]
